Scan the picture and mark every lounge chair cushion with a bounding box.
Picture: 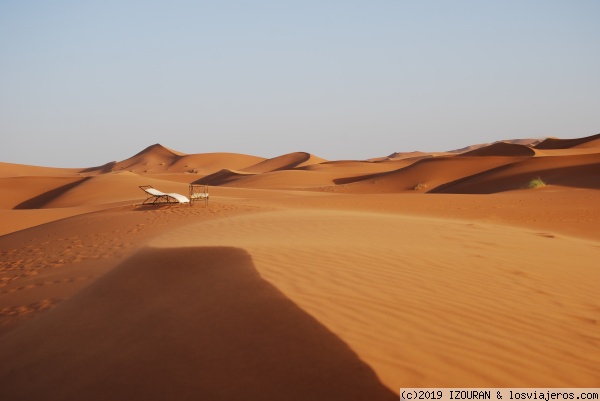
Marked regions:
[140,186,189,204]
[166,193,190,203]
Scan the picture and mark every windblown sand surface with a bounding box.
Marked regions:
[1,134,599,399]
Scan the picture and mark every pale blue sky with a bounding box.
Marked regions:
[1,0,599,167]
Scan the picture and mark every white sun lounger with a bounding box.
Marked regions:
[140,185,190,205]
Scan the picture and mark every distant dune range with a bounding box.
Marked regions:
[1,133,599,396]
[1,134,599,203]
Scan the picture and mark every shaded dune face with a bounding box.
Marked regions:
[342,155,529,192]
[433,153,600,193]
[241,152,327,174]
[0,176,86,209]
[0,247,397,401]
[194,152,329,187]
[13,177,92,209]
[193,168,255,186]
[458,142,536,157]
[534,133,600,149]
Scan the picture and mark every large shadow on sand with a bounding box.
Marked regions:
[0,247,396,401]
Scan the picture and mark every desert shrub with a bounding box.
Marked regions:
[413,183,427,190]
[528,177,546,189]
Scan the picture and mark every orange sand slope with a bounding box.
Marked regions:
[1,133,599,397]
[150,210,600,387]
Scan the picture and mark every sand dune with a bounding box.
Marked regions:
[108,144,265,176]
[1,133,599,397]
[225,169,340,189]
[382,151,441,160]
[0,172,191,210]
[150,210,600,387]
[433,152,600,193]
[40,172,191,208]
[111,143,185,172]
[448,138,541,154]
[301,159,414,173]
[200,159,414,189]
[534,132,600,149]
[167,152,265,175]
[216,163,415,190]
[459,142,536,157]
[0,176,87,209]
[196,152,327,187]
[193,168,256,186]
[343,155,530,193]
[241,151,326,173]
[0,162,81,178]
[0,206,125,237]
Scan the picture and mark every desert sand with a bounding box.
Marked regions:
[1,134,599,399]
